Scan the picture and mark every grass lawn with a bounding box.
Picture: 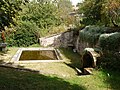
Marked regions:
[0,47,120,90]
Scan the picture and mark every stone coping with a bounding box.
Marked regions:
[11,47,63,64]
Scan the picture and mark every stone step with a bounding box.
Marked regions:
[75,67,83,75]
[75,67,94,75]
[83,68,93,75]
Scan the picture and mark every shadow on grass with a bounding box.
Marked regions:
[0,60,86,90]
[0,52,6,56]
[59,48,81,68]
[100,69,120,90]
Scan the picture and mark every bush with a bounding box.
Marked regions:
[39,25,66,37]
[79,26,120,51]
[79,25,108,46]
[100,52,120,70]
[99,32,120,51]
[6,21,39,47]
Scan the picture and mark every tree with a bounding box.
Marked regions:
[78,0,120,27]
[53,0,73,26]
[19,2,61,29]
[102,0,120,27]
[0,0,28,31]
[0,0,28,43]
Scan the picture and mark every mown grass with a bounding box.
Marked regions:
[0,47,19,63]
[0,47,120,90]
[59,48,81,68]
[0,67,86,90]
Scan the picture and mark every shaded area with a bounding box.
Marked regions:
[1,48,120,90]
[101,69,120,90]
[82,53,93,68]
[0,66,86,90]
[0,51,7,56]
[0,54,86,90]
[0,48,18,63]
[0,52,9,64]
[59,48,120,89]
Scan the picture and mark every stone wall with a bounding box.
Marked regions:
[75,37,99,54]
[40,26,120,55]
[39,30,74,48]
[75,26,120,54]
[39,29,96,54]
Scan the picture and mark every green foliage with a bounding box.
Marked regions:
[54,0,73,26]
[100,52,120,70]
[99,32,120,51]
[79,26,120,51]
[78,0,102,25]
[2,0,74,47]
[19,2,61,29]
[79,26,120,70]
[39,25,66,37]
[6,21,39,47]
[79,26,108,46]
[6,1,67,47]
[0,0,28,31]
[78,0,120,26]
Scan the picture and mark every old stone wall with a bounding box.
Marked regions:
[39,30,74,48]
[40,26,120,55]
[75,37,99,54]
[75,27,120,54]
[39,29,97,54]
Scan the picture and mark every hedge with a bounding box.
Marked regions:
[6,21,39,47]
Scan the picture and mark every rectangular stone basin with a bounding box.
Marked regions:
[19,50,58,61]
[11,48,62,63]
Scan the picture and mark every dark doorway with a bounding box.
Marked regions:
[82,53,93,68]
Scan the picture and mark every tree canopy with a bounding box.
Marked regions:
[19,2,61,29]
[78,0,120,27]
[0,0,28,31]
[55,0,73,26]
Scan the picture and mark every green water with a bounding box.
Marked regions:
[19,50,58,61]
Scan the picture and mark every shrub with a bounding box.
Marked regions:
[79,25,108,46]
[100,52,120,70]
[99,32,120,51]
[79,26,120,51]
[39,25,66,37]
[6,21,39,47]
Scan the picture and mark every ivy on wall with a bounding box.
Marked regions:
[79,25,120,51]
[79,25,108,47]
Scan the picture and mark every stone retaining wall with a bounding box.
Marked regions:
[39,30,97,54]
[75,37,98,54]
[39,30,74,48]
